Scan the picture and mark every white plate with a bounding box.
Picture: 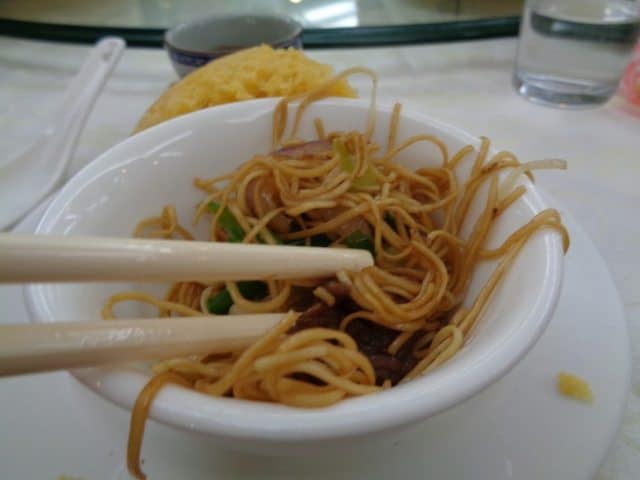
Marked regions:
[0,198,628,479]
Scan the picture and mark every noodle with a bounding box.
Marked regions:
[106,69,570,479]
[127,372,190,480]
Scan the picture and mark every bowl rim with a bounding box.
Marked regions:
[24,97,564,442]
[164,14,303,57]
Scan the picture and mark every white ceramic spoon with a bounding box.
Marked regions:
[0,37,126,230]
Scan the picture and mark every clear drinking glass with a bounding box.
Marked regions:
[513,0,640,107]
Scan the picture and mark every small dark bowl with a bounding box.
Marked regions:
[164,14,303,77]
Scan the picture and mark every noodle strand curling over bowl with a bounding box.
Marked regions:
[25,73,566,464]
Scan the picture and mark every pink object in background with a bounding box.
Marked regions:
[620,41,640,107]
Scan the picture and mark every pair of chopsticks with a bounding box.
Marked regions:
[0,233,373,377]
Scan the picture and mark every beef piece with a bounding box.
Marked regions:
[272,140,333,159]
[345,318,398,357]
[244,177,291,234]
[323,281,350,298]
[305,206,372,239]
[369,354,404,385]
[289,302,343,333]
[287,282,424,386]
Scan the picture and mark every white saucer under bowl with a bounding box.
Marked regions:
[0,201,628,479]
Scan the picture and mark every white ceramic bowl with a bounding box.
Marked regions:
[25,98,564,454]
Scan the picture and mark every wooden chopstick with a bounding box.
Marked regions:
[0,314,284,377]
[0,233,373,283]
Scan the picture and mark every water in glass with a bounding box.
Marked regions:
[514,0,640,106]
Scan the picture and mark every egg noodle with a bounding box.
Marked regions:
[102,68,569,479]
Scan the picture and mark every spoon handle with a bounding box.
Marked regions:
[45,37,126,186]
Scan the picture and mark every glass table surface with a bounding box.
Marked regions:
[0,0,524,47]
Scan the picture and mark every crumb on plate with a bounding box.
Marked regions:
[556,372,594,403]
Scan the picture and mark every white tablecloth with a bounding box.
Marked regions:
[0,36,638,478]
